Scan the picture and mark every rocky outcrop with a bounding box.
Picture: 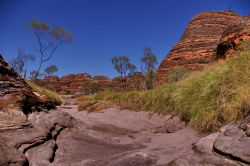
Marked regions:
[0,110,74,165]
[169,114,250,166]
[112,72,145,91]
[217,15,250,58]
[44,72,146,94]
[157,11,240,83]
[60,73,92,94]
[0,55,41,128]
[44,73,93,94]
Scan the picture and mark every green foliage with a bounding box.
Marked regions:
[167,67,190,83]
[29,70,42,80]
[111,56,137,90]
[140,47,158,90]
[127,63,137,76]
[27,80,62,105]
[92,46,250,132]
[172,50,250,131]
[50,27,73,42]
[111,56,129,77]
[29,19,73,80]
[82,81,100,94]
[111,56,136,77]
[141,47,157,71]
[44,65,58,77]
[30,20,49,31]
[145,68,157,90]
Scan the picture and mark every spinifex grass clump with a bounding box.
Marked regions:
[172,50,250,131]
[141,50,250,132]
[27,81,62,105]
[77,48,250,132]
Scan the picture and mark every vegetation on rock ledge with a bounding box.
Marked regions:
[78,46,250,132]
[27,81,62,105]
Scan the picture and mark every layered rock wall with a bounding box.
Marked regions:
[44,74,111,94]
[0,55,40,127]
[44,72,146,94]
[157,11,241,83]
[217,15,250,58]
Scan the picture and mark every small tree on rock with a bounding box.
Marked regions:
[167,67,189,83]
[111,56,129,78]
[141,47,157,72]
[127,63,137,76]
[44,65,58,77]
[29,70,42,80]
[82,81,100,94]
[111,56,137,90]
[141,47,157,89]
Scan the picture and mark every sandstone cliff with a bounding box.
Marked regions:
[44,72,146,94]
[0,55,41,128]
[157,11,240,83]
[44,73,111,94]
[217,15,250,58]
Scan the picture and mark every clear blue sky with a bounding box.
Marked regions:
[0,0,249,78]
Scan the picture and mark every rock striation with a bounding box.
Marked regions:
[0,55,41,128]
[217,15,250,58]
[44,72,146,94]
[112,72,146,91]
[157,11,240,83]
[44,73,93,94]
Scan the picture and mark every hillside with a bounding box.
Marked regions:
[157,11,250,84]
[1,9,250,166]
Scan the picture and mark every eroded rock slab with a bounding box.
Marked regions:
[0,110,73,165]
[170,115,250,166]
[58,105,198,165]
[0,54,54,129]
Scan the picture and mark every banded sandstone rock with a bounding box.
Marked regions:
[0,55,40,128]
[217,15,250,58]
[158,11,240,83]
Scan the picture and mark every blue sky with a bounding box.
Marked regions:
[0,0,249,78]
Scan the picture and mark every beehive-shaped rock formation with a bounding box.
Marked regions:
[157,11,240,83]
[217,15,250,58]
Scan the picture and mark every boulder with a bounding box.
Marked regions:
[169,114,250,166]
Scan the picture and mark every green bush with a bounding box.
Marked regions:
[167,66,190,83]
[82,81,100,94]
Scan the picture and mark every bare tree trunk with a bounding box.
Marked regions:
[24,69,27,79]
[35,61,42,80]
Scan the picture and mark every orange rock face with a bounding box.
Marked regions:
[0,55,42,127]
[111,72,145,91]
[217,16,250,58]
[44,73,92,94]
[44,72,146,94]
[157,11,240,83]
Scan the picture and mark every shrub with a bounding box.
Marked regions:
[167,66,190,83]
[82,81,100,94]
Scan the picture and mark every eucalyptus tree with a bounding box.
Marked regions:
[29,20,73,79]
